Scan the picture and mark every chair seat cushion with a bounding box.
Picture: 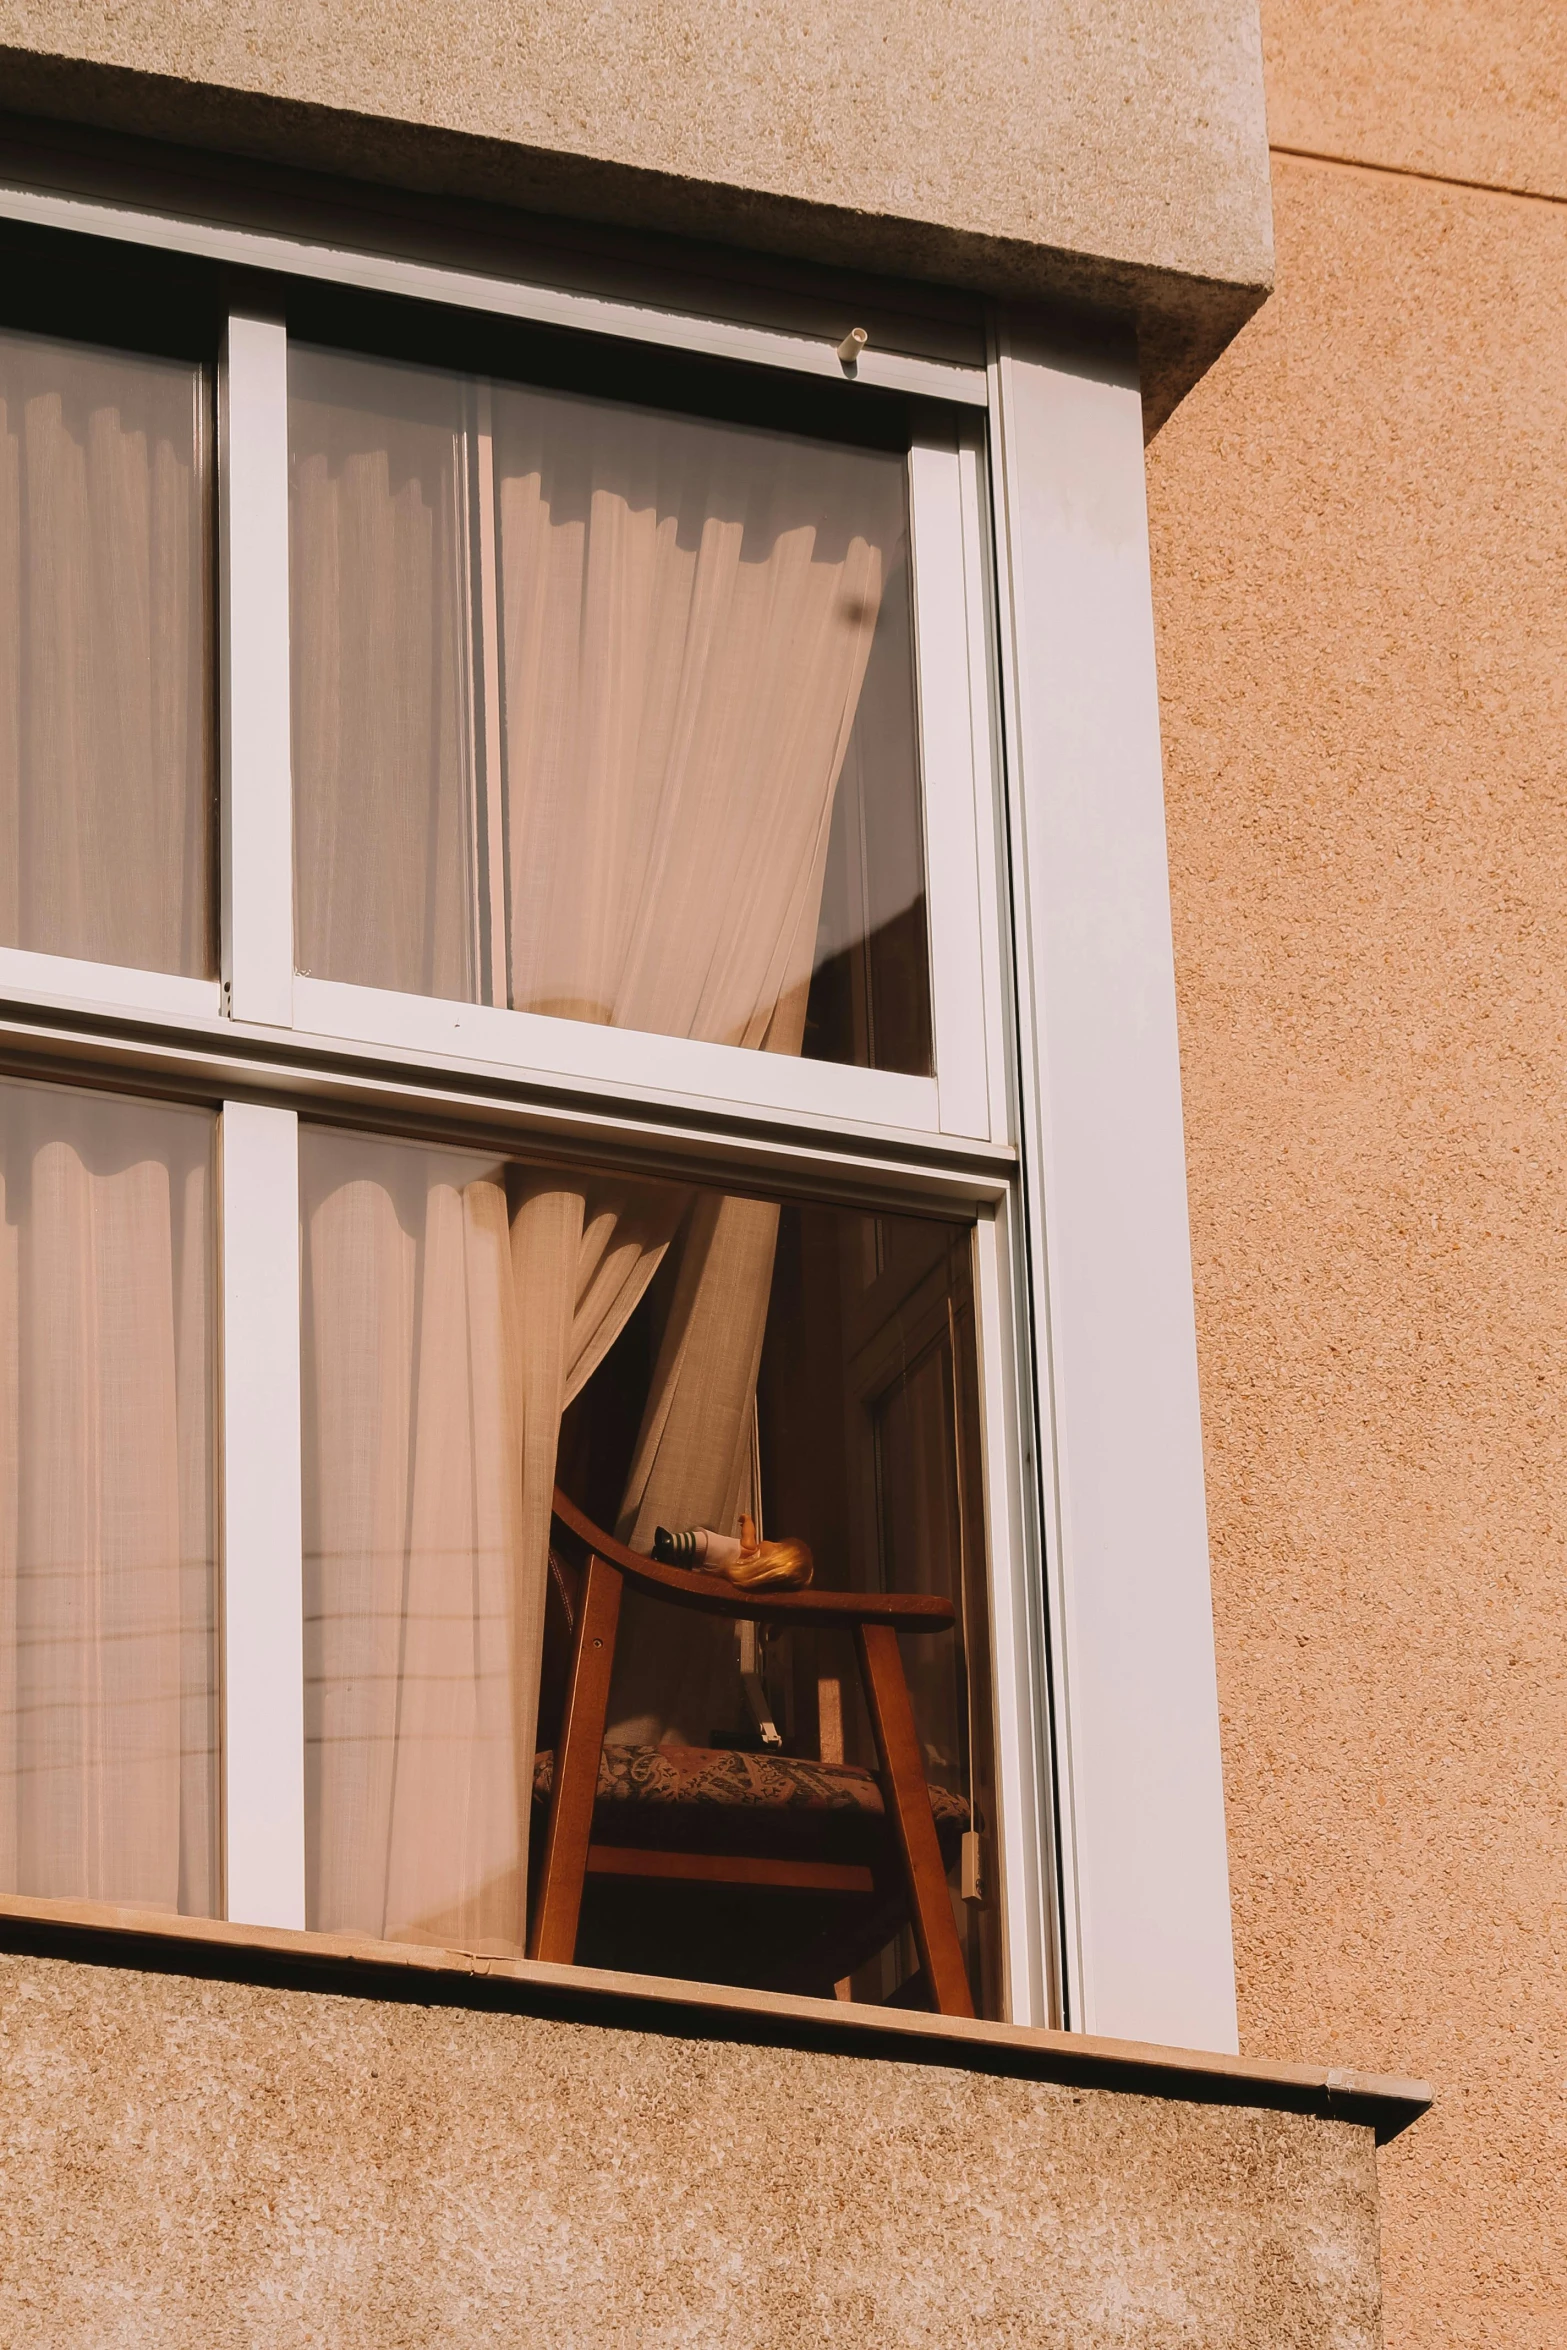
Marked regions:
[533,1741,969,1826]
[534,1745,972,1990]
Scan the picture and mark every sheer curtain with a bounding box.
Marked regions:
[302,1132,685,1951]
[290,352,476,1000]
[290,355,903,1049]
[490,386,902,1749]
[0,1076,216,1913]
[492,387,897,1049]
[295,365,900,1947]
[0,327,211,976]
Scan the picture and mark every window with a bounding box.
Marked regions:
[0,322,213,976]
[0,1073,217,1912]
[287,347,933,1077]
[0,177,1238,2051]
[0,213,1038,2027]
[299,1129,998,2010]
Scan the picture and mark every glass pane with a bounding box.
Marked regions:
[301,1126,994,2011]
[290,345,932,1074]
[0,1073,217,1913]
[290,352,476,1002]
[300,1126,526,1953]
[0,327,213,976]
[801,544,934,1075]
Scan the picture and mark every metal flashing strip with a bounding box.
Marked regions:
[0,1894,1433,2144]
[0,174,989,406]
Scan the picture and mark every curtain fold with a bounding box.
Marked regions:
[605,1188,781,1747]
[297,366,901,1944]
[0,327,211,977]
[0,1078,216,1912]
[492,388,896,1049]
[289,351,476,1001]
[487,388,898,1749]
[302,1132,685,1952]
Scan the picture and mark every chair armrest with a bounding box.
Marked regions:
[551,1489,955,1636]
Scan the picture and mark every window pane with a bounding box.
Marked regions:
[290,353,475,1003]
[290,346,932,1074]
[0,1074,217,1913]
[0,328,213,976]
[301,1126,993,2011]
[300,1126,532,1954]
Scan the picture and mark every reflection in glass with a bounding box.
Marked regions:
[290,346,931,1073]
[0,327,213,976]
[301,1128,993,2009]
[0,1074,217,1912]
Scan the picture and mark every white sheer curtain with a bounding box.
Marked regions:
[294,363,901,1948]
[492,386,897,1049]
[290,352,476,1000]
[489,386,903,1749]
[302,1131,684,1952]
[0,1076,216,1913]
[289,353,904,1051]
[0,326,211,977]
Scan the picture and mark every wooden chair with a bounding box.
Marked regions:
[529,1487,976,2017]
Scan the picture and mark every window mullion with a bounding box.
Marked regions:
[956,427,1015,1145]
[219,310,295,1028]
[220,1100,306,1929]
[908,432,992,1142]
[471,381,509,1010]
[972,1198,1056,2026]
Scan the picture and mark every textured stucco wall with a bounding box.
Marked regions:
[0,1,1272,427]
[1147,8,1567,2345]
[1264,0,1567,198]
[0,1949,1383,2349]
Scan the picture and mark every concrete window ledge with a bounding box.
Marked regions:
[0,1896,1429,2349]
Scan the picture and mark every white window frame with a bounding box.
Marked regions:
[219,1101,305,1929]
[989,319,1238,2054]
[0,163,1237,2054]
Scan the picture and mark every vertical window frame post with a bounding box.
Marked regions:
[973,1195,1057,2026]
[908,428,996,1143]
[988,313,1239,2056]
[219,1099,306,1929]
[219,309,294,1030]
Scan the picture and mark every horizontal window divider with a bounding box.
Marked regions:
[0,178,988,408]
[0,1003,1018,1214]
[291,977,940,1136]
[0,948,221,1024]
[0,1893,1434,2144]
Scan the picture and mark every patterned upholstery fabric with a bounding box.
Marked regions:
[532,1742,969,1826]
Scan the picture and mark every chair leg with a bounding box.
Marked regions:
[529,1553,623,1965]
[855,1620,975,2019]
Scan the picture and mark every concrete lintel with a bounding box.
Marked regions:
[0,49,1270,434]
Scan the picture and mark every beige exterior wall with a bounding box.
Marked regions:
[1147,5,1567,2344]
[1264,0,1567,197]
[0,1946,1385,2348]
[15,0,1547,2335]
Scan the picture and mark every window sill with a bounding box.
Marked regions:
[0,1893,1431,2144]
